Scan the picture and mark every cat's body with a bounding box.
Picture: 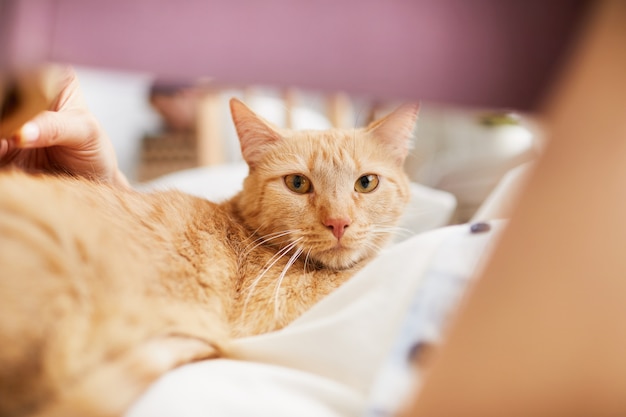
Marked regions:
[0,99,418,417]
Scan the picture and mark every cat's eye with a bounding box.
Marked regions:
[284,174,312,194]
[354,174,379,193]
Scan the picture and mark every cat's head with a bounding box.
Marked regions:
[230,98,418,271]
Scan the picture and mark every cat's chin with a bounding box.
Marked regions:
[311,245,372,271]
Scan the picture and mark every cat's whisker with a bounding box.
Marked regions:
[240,224,266,245]
[239,229,300,262]
[240,238,303,321]
[240,231,287,258]
[361,239,385,255]
[303,248,313,275]
[273,247,304,318]
[242,229,291,250]
[242,238,299,294]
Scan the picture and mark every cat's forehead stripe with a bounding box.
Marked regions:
[306,133,358,175]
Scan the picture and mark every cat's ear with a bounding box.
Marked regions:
[230,98,283,168]
[366,103,419,165]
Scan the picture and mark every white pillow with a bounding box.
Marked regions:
[141,163,456,240]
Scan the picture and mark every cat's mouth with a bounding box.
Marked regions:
[325,242,351,255]
[306,241,367,271]
[331,240,347,250]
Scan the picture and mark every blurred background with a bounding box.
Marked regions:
[1,0,589,222]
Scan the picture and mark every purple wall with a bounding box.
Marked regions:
[1,0,588,109]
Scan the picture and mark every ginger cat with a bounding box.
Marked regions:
[0,98,418,417]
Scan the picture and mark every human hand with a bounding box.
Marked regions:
[0,66,129,187]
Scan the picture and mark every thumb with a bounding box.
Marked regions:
[15,109,99,149]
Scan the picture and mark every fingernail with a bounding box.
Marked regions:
[18,122,40,146]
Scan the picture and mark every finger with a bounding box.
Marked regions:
[0,138,9,159]
[15,109,99,149]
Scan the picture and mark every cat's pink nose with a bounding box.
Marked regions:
[324,217,351,240]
